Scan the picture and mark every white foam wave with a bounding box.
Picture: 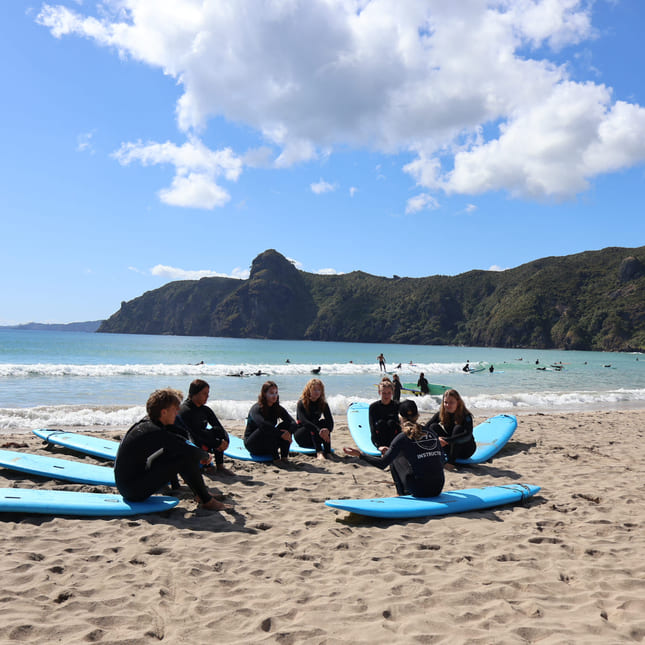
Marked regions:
[0,361,466,378]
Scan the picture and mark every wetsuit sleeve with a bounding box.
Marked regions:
[277,404,296,426]
[360,435,404,469]
[445,414,474,444]
[322,403,334,432]
[296,400,317,432]
[205,406,226,435]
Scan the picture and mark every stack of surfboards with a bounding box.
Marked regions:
[0,429,177,517]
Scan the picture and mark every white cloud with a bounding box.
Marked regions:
[406,193,439,214]
[489,265,508,272]
[37,1,645,203]
[465,204,477,213]
[349,186,358,197]
[310,178,336,194]
[76,130,95,154]
[148,265,248,281]
[113,138,242,209]
[316,268,345,275]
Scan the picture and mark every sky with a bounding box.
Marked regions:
[1,0,644,324]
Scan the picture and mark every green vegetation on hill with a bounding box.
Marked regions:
[99,247,645,351]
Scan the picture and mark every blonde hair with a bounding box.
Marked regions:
[378,376,394,394]
[401,420,425,441]
[300,378,326,412]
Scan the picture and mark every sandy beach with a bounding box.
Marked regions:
[1,410,644,644]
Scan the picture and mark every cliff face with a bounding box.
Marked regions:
[99,246,645,352]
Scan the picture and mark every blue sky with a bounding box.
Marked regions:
[2,0,644,324]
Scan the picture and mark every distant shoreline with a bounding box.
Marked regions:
[0,321,103,332]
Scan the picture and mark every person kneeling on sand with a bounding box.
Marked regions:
[344,399,445,498]
[114,388,231,511]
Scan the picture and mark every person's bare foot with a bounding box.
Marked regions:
[444,462,457,471]
[316,452,326,461]
[200,496,232,511]
[216,465,235,476]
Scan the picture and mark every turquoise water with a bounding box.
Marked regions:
[0,329,643,432]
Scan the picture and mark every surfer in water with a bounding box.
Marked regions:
[368,376,400,449]
[344,399,445,498]
[426,389,475,469]
[176,379,233,476]
[114,388,230,511]
[377,353,386,372]
[244,381,297,463]
[417,372,430,395]
[294,378,334,459]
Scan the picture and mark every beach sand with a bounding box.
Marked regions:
[1,411,644,644]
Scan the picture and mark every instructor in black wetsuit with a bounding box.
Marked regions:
[114,388,230,511]
[176,379,233,476]
[344,399,445,497]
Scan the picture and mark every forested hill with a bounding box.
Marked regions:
[98,246,645,352]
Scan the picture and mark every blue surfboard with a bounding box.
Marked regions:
[325,483,540,519]
[0,449,115,486]
[0,488,179,517]
[456,414,517,464]
[346,402,380,456]
[33,429,119,461]
[223,434,273,462]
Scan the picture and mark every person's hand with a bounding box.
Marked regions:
[200,455,213,466]
[319,428,330,443]
[217,439,229,452]
[281,430,292,442]
[438,437,448,447]
[343,446,360,457]
[378,446,388,455]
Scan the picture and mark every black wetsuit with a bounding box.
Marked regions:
[244,403,297,459]
[426,411,476,464]
[417,376,429,395]
[393,380,402,402]
[114,417,211,502]
[360,428,445,497]
[295,399,334,454]
[368,400,400,448]
[176,399,229,466]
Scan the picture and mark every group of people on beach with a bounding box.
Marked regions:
[114,374,475,512]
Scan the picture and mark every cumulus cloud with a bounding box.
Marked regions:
[76,130,95,154]
[310,178,337,194]
[147,265,249,280]
[316,268,345,275]
[406,193,439,214]
[37,0,645,204]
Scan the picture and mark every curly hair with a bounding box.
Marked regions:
[146,388,183,422]
[300,378,326,412]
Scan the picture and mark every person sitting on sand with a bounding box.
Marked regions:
[244,381,297,462]
[176,379,233,476]
[417,372,430,395]
[426,389,475,468]
[344,399,445,497]
[368,377,400,450]
[114,388,230,511]
[294,378,334,460]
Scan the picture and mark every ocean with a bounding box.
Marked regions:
[1,328,643,433]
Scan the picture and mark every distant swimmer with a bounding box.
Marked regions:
[489,365,494,373]
[377,353,386,372]
[396,363,402,369]
[462,361,470,373]
[195,360,205,365]
[311,366,321,374]
[285,359,291,364]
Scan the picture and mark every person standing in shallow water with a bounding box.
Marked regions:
[244,381,297,462]
[114,388,230,511]
[377,353,386,372]
[176,379,233,476]
[295,378,334,460]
